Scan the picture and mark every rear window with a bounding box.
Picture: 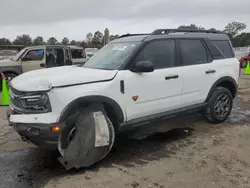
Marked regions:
[211,40,234,58]
[179,39,209,66]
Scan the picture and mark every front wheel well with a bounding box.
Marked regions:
[59,96,124,132]
[1,71,18,77]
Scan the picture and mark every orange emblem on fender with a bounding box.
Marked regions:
[132,96,139,101]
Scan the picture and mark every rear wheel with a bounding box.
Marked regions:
[205,87,233,124]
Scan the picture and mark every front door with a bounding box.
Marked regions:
[20,47,46,72]
[119,39,183,121]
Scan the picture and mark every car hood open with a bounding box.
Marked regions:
[10,66,118,92]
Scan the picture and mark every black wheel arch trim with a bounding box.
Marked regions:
[58,95,125,123]
[0,66,22,75]
[205,76,238,101]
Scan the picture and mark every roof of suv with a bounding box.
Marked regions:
[111,29,230,43]
[22,45,83,50]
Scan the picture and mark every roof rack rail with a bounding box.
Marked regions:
[118,33,149,38]
[151,29,223,35]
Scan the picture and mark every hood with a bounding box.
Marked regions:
[0,59,11,64]
[11,66,118,92]
[0,59,20,66]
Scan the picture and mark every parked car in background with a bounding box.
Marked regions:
[85,48,99,59]
[69,45,87,65]
[0,45,87,89]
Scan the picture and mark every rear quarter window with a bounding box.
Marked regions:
[211,40,235,58]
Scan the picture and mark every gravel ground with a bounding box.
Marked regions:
[0,72,249,188]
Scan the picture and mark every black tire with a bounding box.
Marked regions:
[58,104,115,170]
[241,60,247,68]
[205,87,233,124]
[0,72,17,91]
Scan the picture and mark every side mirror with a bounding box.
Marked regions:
[21,57,30,61]
[132,61,154,73]
[40,63,46,68]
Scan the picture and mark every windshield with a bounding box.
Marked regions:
[11,49,26,61]
[84,42,139,70]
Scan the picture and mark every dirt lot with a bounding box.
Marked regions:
[0,72,249,188]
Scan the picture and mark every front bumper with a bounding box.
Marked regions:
[7,108,62,150]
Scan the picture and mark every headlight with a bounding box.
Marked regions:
[19,93,50,112]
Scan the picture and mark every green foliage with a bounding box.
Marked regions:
[13,34,32,46]
[61,37,69,45]
[33,36,44,45]
[223,21,246,39]
[233,32,250,47]
[70,40,76,45]
[0,38,11,45]
[47,37,58,45]
[178,24,205,30]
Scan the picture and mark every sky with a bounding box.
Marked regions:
[0,0,250,42]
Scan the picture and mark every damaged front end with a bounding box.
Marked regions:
[57,104,115,170]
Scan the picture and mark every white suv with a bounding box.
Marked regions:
[7,29,240,169]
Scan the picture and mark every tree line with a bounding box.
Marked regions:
[177,21,248,47]
[0,30,119,49]
[0,21,249,48]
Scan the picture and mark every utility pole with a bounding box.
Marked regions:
[103,28,110,45]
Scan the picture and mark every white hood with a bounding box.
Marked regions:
[11,66,118,92]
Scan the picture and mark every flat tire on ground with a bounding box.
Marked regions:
[58,104,115,170]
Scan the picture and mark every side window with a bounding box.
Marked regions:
[71,49,85,59]
[211,40,234,58]
[24,49,44,61]
[179,39,208,66]
[203,39,224,60]
[135,40,176,69]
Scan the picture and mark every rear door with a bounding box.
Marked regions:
[20,47,46,72]
[178,39,218,107]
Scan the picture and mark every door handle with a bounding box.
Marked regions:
[165,75,179,80]
[206,69,216,74]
